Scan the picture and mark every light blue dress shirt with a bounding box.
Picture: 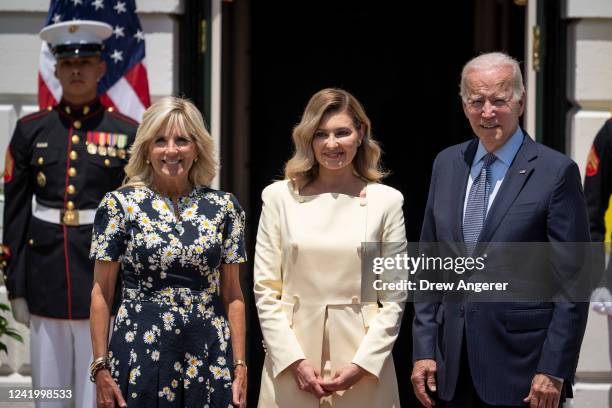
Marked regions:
[462,127,524,221]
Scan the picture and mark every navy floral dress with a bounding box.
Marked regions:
[90,186,246,407]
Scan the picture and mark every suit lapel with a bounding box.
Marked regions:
[477,133,538,245]
[454,139,479,242]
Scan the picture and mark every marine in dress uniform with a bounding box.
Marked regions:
[2,20,137,408]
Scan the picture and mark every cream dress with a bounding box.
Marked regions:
[254,180,406,408]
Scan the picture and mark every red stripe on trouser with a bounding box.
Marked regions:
[63,225,72,320]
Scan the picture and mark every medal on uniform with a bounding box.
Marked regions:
[36,171,46,187]
[107,133,117,157]
[117,134,128,159]
[86,131,97,155]
[98,132,107,156]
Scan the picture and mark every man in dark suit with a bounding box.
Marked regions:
[411,52,590,408]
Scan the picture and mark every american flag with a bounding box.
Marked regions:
[39,0,150,122]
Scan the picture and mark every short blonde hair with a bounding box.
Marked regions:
[284,88,386,188]
[122,96,218,189]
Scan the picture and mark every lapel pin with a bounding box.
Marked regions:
[519,169,526,174]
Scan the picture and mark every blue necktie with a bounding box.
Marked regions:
[463,153,497,247]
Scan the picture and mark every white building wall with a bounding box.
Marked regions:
[0,0,183,387]
[566,1,612,407]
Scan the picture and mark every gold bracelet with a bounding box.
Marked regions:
[233,359,247,370]
[89,356,110,383]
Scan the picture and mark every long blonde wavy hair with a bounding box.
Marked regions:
[122,96,218,189]
[284,88,387,189]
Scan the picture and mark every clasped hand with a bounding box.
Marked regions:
[290,359,366,399]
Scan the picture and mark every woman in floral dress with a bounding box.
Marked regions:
[89,97,247,407]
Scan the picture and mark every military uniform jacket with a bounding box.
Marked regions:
[584,119,612,289]
[3,98,137,319]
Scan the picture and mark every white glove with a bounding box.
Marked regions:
[591,287,612,315]
[10,298,30,327]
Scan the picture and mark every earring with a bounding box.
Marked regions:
[146,159,150,164]
[194,157,198,163]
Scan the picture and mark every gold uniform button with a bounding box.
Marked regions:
[73,120,81,129]
[66,201,75,210]
[36,172,46,187]
[104,159,111,167]
[65,106,71,114]
[71,135,80,144]
[28,239,34,246]
[67,185,76,195]
[83,105,90,115]
[37,157,44,165]
[70,151,78,161]
[68,167,77,177]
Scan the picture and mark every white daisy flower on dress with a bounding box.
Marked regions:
[161,246,176,263]
[125,331,135,342]
[209,365,223,379]
[151,350,160,361]
[188,355,202,367]
[124,200,140,220]
[133,189,146,201]
[162,312,174,325]
[186,366,198,378]
[182,207,197,221]
[129,366,141,384]
[212,317,223,330]
[167,391,175,402]
[117,305,128,319]
[105,217,120,235]
[105,197,117,209]
[143,330,156,344]
[152,199,166,212]
[129,349,137,364]
[145,232,163,248]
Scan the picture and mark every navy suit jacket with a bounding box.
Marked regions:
[413,134,590,405]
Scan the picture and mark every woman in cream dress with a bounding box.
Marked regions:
[254,88,406,408]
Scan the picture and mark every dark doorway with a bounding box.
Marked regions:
[217,1,526,406]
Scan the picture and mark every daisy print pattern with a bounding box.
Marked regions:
[90,186,245,406]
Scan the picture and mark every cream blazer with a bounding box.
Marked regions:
[254,180,406,408]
